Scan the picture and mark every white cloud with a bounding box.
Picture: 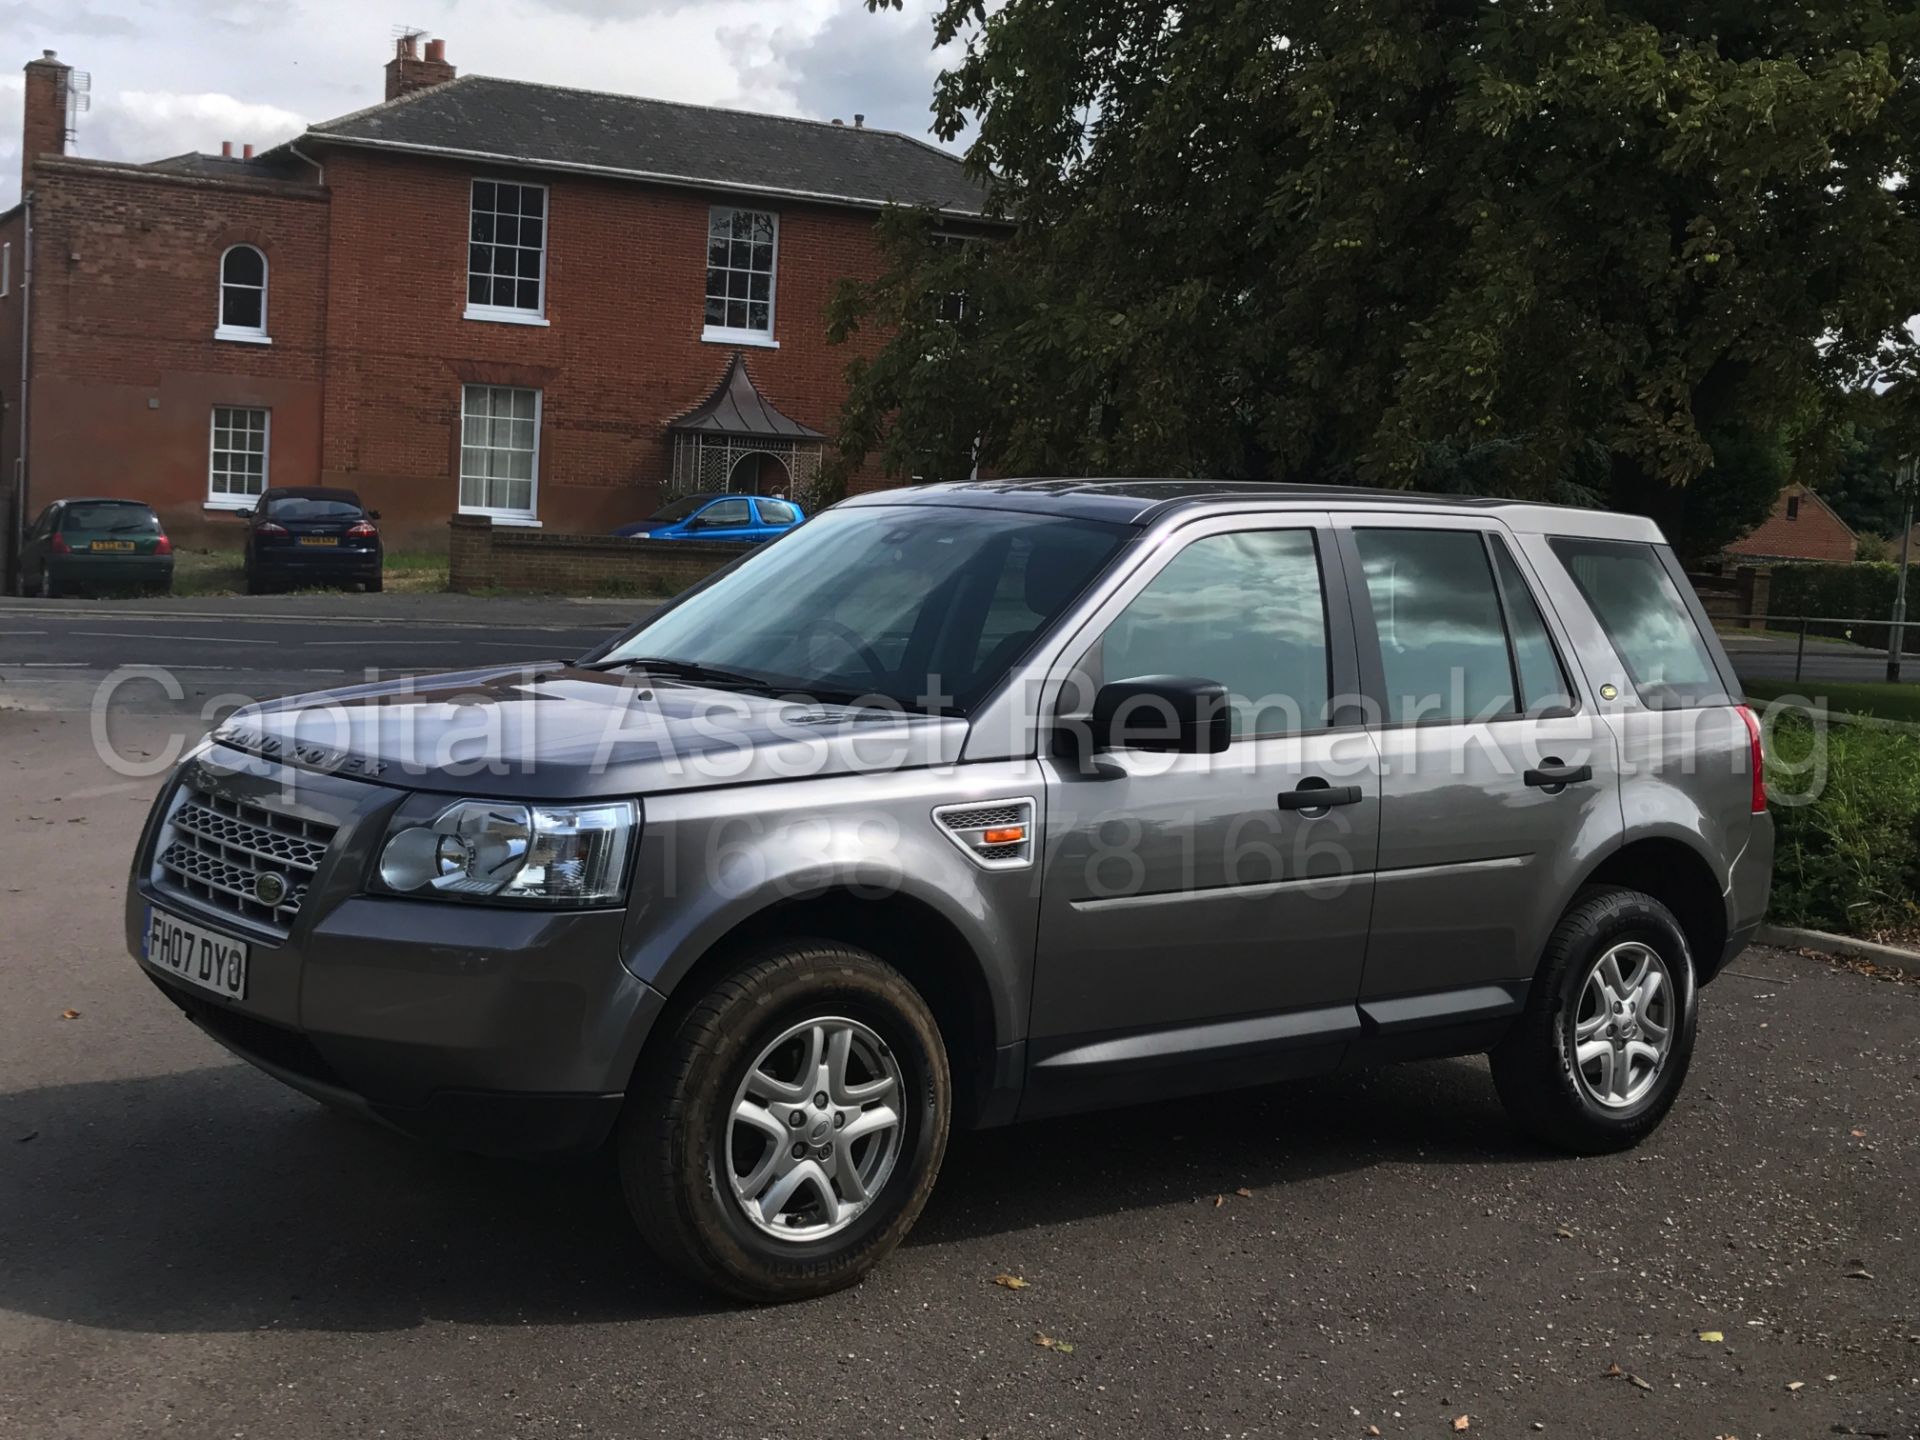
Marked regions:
[1,0,963,208]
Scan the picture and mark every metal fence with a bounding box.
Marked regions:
[1713,611,1920,684]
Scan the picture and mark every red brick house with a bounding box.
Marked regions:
[0,39,986,565]
[1722,483,1857,565]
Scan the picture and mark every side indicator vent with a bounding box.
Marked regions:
[933,797,1036,871]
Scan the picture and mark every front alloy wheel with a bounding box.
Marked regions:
[619,941,949,1302]
[727,1016,904,1241]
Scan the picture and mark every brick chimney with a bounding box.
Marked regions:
[384,35,455,101]
[21,49,71,195]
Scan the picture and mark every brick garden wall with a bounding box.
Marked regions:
[448,513,749,594]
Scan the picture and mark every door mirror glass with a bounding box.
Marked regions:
[1089,675,1230,754]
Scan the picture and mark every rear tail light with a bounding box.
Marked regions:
[50,533,70,554]
[1737,704,1767,814]
[346,520,378,539]
[255,521,289,536]
[155,533,173,556]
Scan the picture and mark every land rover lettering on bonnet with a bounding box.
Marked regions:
[127,480,1772,1302]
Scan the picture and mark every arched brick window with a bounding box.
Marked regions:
[216,244,269,343]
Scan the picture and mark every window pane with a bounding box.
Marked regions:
[1550,538,1724,708]
[222,288,262,328]
[704,296,726,326]
[517,248,540,279]
[517,279,539,309]
[223,246,264,286]
[1357,529,1516,723]
[749,271,770,302]
[708,239,728,268]
[730,240,751,269]
[1098,529,1330,738]
[520,188,543,219]
[473,181,496,211]
[1490,538,1575,713]
[496,184,520,216]
[512,389,535,421]
[727,301,748,329]
[759,499,798,524]
[705,500,750,525]
[749,213,773,244]
[747,301,770,330]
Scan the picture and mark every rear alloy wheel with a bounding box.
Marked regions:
[1490,886,1697,1154]
[618,942,949,1302]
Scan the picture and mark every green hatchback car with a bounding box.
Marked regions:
[17,498,175,597]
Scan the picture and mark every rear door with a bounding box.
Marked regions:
[1333,514,1622,1008]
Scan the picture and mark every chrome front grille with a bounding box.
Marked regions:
[154,786,339,932]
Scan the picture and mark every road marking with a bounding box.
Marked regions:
[75,630,267,645]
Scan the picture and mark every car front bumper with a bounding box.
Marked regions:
[125,747,662,1158]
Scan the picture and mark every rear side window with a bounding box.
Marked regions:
[758,498,799,525]
[62,503,159,532]
[1489,537,1576,715]
[1355,528,1515,723]
[1549,538,1725,709]
[699,499,752,527]
[1093,528,1331,737]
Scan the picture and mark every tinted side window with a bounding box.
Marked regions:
[1489,537,1575,714]
[757,498,799,525]
[1093,528,1331,737]
[1356,528,1516,723]
[700,499,752,527]
[1549,538,1725,708]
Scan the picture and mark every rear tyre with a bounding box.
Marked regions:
[617,941,950,1303]
[245,572,267,596]
[366,572,384,593]
[1491,886,1697,1155]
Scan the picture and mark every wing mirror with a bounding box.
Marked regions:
[1055,675,1231,771]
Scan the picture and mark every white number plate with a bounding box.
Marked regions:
[143,906,249,1000]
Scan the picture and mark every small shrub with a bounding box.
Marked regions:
[1764,709,1920,933]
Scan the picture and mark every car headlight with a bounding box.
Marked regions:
[376,798,637,906]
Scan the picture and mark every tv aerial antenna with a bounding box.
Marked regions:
[64,70,91,145]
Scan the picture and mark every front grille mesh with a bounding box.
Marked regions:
[154,787,338,932]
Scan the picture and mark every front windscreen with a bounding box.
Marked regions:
[594,506,1130,712]
[648,496,710,523]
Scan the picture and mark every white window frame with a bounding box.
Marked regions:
[206,406,271,508]
[457,384,543,523]
[465,177,551,327]
[701,205,780,348]
[2,242,10,298]
[214,244,270,344]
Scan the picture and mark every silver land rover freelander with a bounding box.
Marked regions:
[126,481,1773,1302]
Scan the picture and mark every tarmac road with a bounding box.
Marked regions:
[1,692,1916,1438]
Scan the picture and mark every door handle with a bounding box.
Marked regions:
[1276,783,1363,811]
[1524,762,1593,789]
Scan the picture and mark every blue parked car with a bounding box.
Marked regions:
[613,492,804,543]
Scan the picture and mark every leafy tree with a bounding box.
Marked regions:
[832,0,1920,549]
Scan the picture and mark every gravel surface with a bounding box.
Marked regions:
[3,709,1915,1440]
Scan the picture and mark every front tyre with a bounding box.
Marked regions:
[618,942,950,1302]
[1490,886,1698,1155]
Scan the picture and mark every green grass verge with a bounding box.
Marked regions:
[1745,676,1920,724]
[1766,710,1920,934]
[168,548,448,598]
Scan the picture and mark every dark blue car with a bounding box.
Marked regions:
[613,492,804,543]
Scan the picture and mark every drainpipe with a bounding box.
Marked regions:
[13,190,30,577]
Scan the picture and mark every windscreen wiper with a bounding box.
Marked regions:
[582,656,775,691]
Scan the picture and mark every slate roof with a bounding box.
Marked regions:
[144,151,311,183]
[300,74,987,217]
[670,353,823,438]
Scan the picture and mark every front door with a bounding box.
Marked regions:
[1333,516,1622,1009]
[1027,515,1381,1114]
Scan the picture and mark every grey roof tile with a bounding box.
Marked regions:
[304,75,986,216]
[670,352,823,438]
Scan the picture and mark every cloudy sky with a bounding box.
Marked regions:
[0,0,964,208]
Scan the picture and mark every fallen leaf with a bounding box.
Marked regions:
[1366,1428,1381,1437]
[1235,1187,1253,1198]
[1604,1363,1625,1378]
[1845,1268,1874,1280]
[59,1009,79,1020]
[1053,1340,1075,1355]
[1554,1227,1575,1239]
[992,1274,1028,1290]
[1786,1381,1805,1392]
[1031,1331,1073,1353]
[1452,1416,1471,1433]
[1851,1128,1867,1137]
[1214,1194,1225,1208]
[1698,1330,1725,1343]
[1627,1374,1652,1391]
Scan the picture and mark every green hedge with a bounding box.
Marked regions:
[1764,709,1920,933]
[1765,562,1920,651]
